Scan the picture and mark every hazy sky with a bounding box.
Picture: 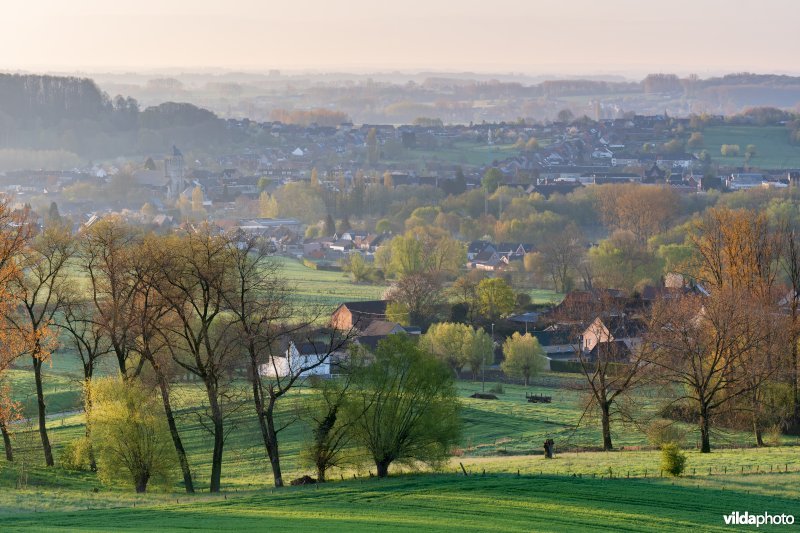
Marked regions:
[1,0,798,76]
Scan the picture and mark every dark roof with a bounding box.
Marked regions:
[531,329,574,347]
[341,300,388,315]
[468,240,494,254]
[293,341,331,356]
[599,315,646,338]
[587,340,631,362]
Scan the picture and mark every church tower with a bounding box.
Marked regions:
[164,145,185,201]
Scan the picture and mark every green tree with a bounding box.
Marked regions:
[482,168,503,194]
[347,334,460,477]
[376,218,392,234]
[302,355,364,482]
[501,332,545,386]
[420,322,470,374]
[343,253,372,282]
[477,278,515,322]
[465,328,493,381]
[90,377,178,493]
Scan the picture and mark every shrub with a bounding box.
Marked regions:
[59,437,92,471]
[646,419,687,447]
[660,443,687,477]
[90,377,178,492]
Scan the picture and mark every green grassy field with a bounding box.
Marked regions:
[3,473,799,532]
[387,141,520,167]
[275,256,388,310]
[703,125,800,168]
[4,347,800,529]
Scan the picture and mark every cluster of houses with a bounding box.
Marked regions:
[302,231,392,264]
[467,240,534,271]
[260,275,706,379]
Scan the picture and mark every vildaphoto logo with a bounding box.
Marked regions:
[723,511,795,527]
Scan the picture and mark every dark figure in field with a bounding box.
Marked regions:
[543,439,555,459]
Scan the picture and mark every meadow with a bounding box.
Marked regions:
[3,473,799,532]
[1,259,796,530]
[703,125,800,168]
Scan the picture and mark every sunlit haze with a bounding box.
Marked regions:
[2,0,799,75]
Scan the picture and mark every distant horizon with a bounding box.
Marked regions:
[4,67,800,83]
[2,0,798,77]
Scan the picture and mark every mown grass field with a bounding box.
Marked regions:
[3,346,800,529]
[3,473,800,532]
[274,256,388,310]
[703,125,800,168]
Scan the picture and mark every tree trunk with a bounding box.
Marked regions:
[376,459,391,478]
[113,342,127,378]
[155,370,194,493]
[82,375,97,472]
[0,421,12,461]
[699,407,711,453]
[792,330,800,429]
[249,354,284,488]
[135,472,150,493]
[206,383,224,493]
[32,355,54,466]
[316,463,326,483]
[600,402,613,451]
[264,401,284,488]
[752,390,764,447]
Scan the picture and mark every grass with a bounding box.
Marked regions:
[703,125,800,168]
[4,348,800,529]
[2,473,800,532]
[275,256,388,311]
[528,288,564,305]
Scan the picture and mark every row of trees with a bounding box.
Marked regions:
[563,207,800,453]
[0,206,469,493]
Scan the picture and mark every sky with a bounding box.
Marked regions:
[1,0,798,77]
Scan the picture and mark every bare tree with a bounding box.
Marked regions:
[538,223,584,293]
[558,291,647,450]
[645,291,774,452]
[129,237,195,493]
[149,226,239,492]
[781,224,800,430]
[57,289,112,470]
[79,217,142,377]
[8,224,74,466]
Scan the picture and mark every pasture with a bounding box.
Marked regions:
[2,473,800,532]
[703,125,800,168]
[3,341,800,530]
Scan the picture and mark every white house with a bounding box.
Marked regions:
[259,341,342,378]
